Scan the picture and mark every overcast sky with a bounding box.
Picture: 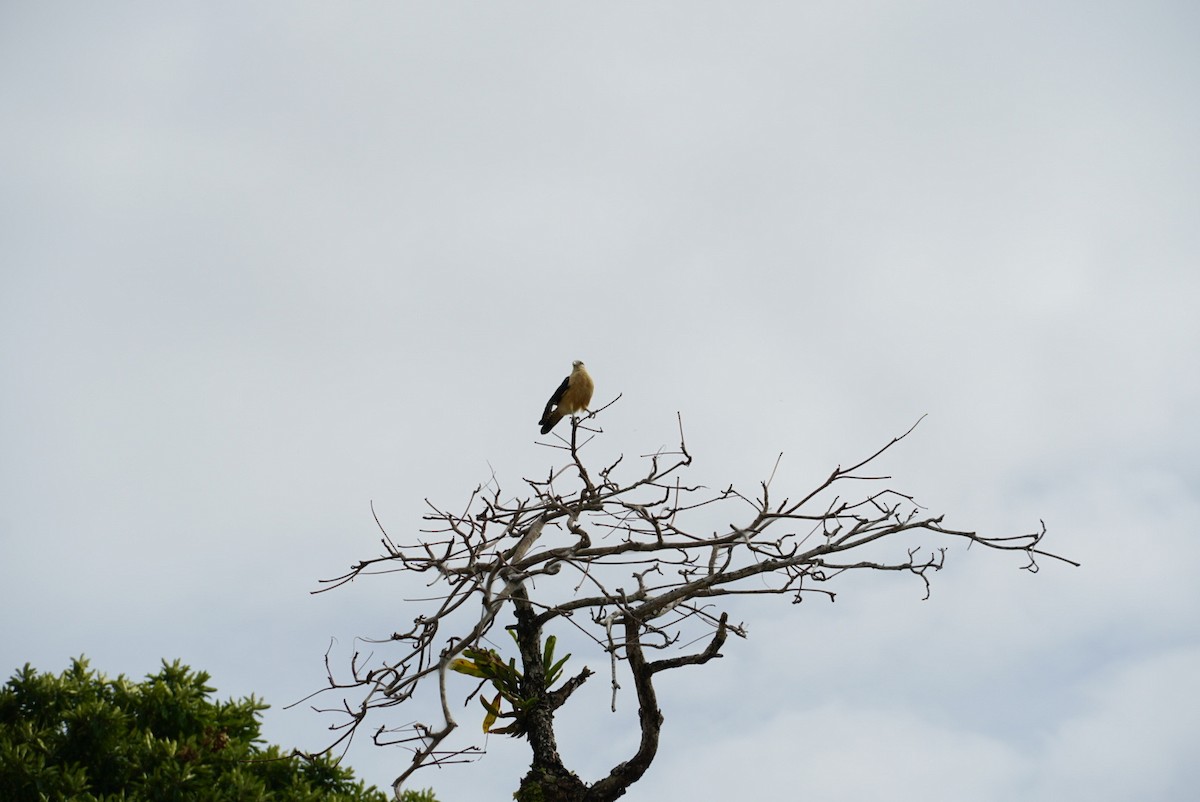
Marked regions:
[2,3,1198,800]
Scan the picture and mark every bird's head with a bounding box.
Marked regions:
[572,360,585,370]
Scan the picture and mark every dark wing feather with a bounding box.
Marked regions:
[538,375,571,430]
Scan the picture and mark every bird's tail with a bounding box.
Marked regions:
[539,413,562,435]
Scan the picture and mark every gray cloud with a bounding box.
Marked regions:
[2,2,1197,798]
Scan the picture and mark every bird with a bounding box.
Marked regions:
[538,360,594,435]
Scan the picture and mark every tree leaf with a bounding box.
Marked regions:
[546,654,571,687]
[449,658,487,679]
[480,693,502,733]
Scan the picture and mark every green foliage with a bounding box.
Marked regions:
[398,790,439,802]
[0,656,402,802]
[448,634,571,737]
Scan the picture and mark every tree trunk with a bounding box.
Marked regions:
[511,593,591,802]
[515,764,590,802]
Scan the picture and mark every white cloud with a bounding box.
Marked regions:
[643,702,1027,802]
[1030,647,1200,802]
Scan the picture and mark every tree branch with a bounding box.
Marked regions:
[305,410,1072,800]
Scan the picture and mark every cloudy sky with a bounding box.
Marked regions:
[2,2,1198,800]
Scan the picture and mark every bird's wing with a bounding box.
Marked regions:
[539,375,571,425]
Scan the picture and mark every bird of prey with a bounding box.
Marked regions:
[538,360,594,435]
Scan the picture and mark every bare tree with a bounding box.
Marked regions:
[306,409,1075,802]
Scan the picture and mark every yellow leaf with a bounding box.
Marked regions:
[481,692,502,733]
[449,659,486,678]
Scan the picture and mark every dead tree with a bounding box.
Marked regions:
[306,410,1075,802]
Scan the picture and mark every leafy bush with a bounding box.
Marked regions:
[0,656,429,802]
